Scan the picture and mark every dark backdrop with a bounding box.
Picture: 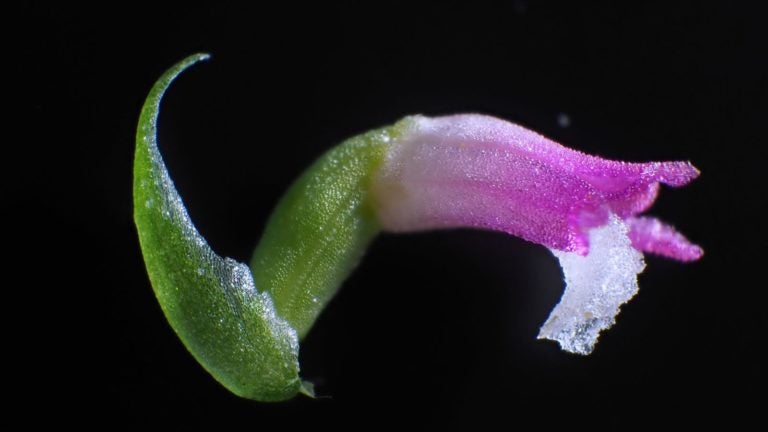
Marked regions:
[22,1,766,427]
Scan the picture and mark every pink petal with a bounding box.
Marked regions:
[627,216,703,261]
[373,114,701,256]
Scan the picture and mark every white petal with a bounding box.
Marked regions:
[538,213,646,354]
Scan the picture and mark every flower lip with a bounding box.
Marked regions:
[373,114,702,260]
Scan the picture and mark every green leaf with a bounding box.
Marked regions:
[133,54,301,401]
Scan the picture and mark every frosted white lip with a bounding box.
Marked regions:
[539,213,646,355]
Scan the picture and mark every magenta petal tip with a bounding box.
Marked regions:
[627,216,704,261]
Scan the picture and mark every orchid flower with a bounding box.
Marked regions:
[371,114,702,354]
[135,54,702,401]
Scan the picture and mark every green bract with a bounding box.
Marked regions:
[134,54,396,401]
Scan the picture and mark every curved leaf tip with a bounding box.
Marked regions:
[133,53,302,401]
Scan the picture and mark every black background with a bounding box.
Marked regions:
[22,1,766,427]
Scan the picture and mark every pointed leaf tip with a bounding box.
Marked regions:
[133,54,302,401]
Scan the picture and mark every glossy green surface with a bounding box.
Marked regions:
[134,54,301,401]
